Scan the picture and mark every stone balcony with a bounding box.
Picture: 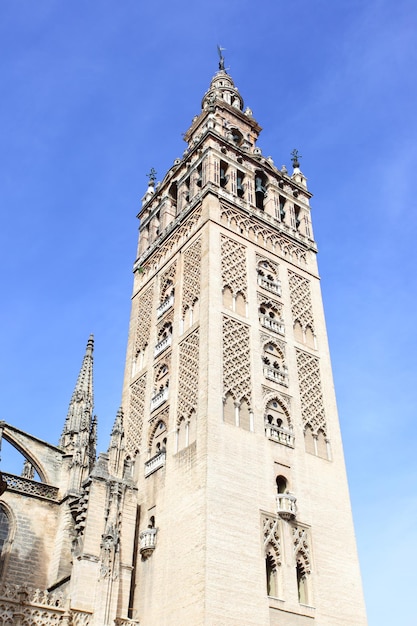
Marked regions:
[277,493,297,520]
[144,450,166,477]
[150,387,169,412]
[154,335,172,357]
[263,365,288,386]
[156,294,174,319]
[265,424,294,448]
[259,315,285,336]
[139,527,157,559]
[257,275,282,297]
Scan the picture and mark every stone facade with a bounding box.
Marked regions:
[0,62,367,625]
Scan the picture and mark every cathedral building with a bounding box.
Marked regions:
[0,56,367,625]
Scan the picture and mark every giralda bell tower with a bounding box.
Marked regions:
[121,54,367,625]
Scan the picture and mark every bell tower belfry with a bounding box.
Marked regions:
[121,56,367,625]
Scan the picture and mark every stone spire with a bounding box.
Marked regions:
[108,407,125,477]
[60,335,97,491]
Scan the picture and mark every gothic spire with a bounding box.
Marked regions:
[108,407,125,476]
[60,334,95,450]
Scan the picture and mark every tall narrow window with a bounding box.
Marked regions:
[276,475,287,494]
[266,553,278,597]
[0,505,11,579]
[255,171,267,210]
[296,559,309,604]
[236,170,245,197]
[220,161,229,188]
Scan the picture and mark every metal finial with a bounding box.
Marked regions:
[146,168,157,185]
[290,149,302,168]
[217,44,226,71]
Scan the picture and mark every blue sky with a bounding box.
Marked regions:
[1,1,416,624]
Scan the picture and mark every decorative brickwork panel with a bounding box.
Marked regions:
[220,204,307,264]
[260,333,286,355]
[221,236,247,298]
[222,317,252,405]
[262,390,292,427]
[126,374,146,454]
[263,515,282,566]
[295,350,327,436]
[160,262,176,303]
[293,526,312,574]
[288,271,315,333]
[134,286,154,354]
[177,330,199,424]
[139,206,202,278]
[154,356,171,385]
[257,293,283,314]
[157,309,174,337]
[262,386,291,413]
[182,238,201,314]
[149,405,169,430]
[256,254,279,276]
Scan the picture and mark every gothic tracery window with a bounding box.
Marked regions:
[262,342,288,386]
[264,399,293,447]
[257,260,281,297]
[150,420,167,458]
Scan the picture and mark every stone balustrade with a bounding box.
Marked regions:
[156,294,174,318]
[259,315,285,336]
[0,583,93,625]
[154,335,172,357]
[263,365,288,386]
[2,473,59,501]
[265,424,294,447]
[139,527,157,559]
[257,275,282,296]
[150,387,169,411]
[144,450,166,477]
[277,493,297,520]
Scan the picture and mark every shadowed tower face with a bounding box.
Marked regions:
[121,60,368,626]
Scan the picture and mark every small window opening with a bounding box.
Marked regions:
[0,505,10,579]
[231,128,243,146]
[266,553,277,596]
[279,195,286,220]
[296,560,308,604]
[169,181,178,203]
[255,172,267,210]
[276,475,287,494]
[236,170,245,197]
[220,161,229,188]
[294,204,301,230]
[184,176,190,202]
[196,165,203,188]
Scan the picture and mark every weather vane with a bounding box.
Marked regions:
[290,149,302,168]
[217,44,226,71]
[146,168,157,184]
